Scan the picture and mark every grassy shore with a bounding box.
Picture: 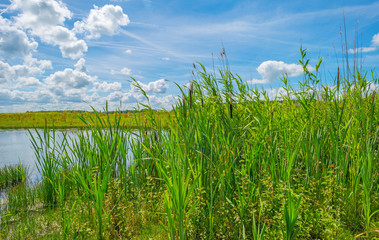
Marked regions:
[0,110,171,129]
[0,48,378,239]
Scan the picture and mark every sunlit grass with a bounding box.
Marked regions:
[0,110,171,129]
[0,46,378,239]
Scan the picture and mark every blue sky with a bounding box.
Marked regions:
[0,0,378,112]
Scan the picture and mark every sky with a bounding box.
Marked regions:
[0,0,378,112]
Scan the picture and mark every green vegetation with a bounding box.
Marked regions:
[0,110,170,129]
[0,163,28,189]
[0,47,378,239]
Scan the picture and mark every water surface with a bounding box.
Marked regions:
[0,129,78,182]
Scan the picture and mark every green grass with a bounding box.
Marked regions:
[0,163,28,189]
[0,46,378,239]
[0,110,171,129]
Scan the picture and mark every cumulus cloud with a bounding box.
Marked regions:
[11,0,72,28]
[0,89,25,104]
[120,67,131,76]
[42,58,102,102]
[0,88,54,105]
[44,58,95,89]
[94,81,122,92]
[74,5,130,39]
[249,60,313,84]
[372,33,379,46]
[59,88,87,102]
[148,94,177,109]
[106,91,126,102]
[0,17,38,57]
[131,79,169,94]
[0,55,52,85]
[10,0,87,59]
[45,68,96,89]
[74,58,87,72]
[33,26,87,59]
[17,76,41,86]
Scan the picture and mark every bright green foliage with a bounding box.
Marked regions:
[282,189,302,240]
[0,162,27,188]
[0,47,378,239]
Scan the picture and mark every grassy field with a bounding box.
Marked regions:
[0,48,378,239]
[0,110,171,129]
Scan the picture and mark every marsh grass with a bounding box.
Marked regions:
[0,163,28,189]
[0,46,378,239]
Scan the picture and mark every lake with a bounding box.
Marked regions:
[0,129,79,182]
[0,129,136,183]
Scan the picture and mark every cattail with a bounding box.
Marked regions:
[189,82,193,109]
[192,63,196,69]
[183,97,187,119]
[371,90,376,105]
[144,118,147,136]
[221,47,225,56]
[337,66,340,90]
[229,94,233,119]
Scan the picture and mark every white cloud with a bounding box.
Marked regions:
[107,91,125,101]
[131,79,169,94]
[263,87,288,100]
[111,67,132,76]
[120,67,132,76]
[148,94,177,109]
[372,33,379,46]
[125,49,132,54]
[162,57,170,61]
[74,5,130,39]
[0,55,52,85]
[94,81,122,92]
[59,88,87,102]
[0,16,38,57]
[10,0,87,59]
[45,68,96,89]
[11,0,72,28]
[0,89,25,104]
[74,58,87,72]
[102,91,176,110]
[44,58,95,90]
[18,76,41,86]
[348,33,379,54]
[33,26,87,59]
[348,47,377,54]
[249,60,312,84]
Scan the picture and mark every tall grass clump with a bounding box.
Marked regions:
[68,106,129,239]
[0,45,377,239]
[134,47,378,239]
[0,163,28,189]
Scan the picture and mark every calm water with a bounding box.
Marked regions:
[0,129,135,183]
[0,129,79,182]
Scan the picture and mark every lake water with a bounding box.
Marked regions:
[0,129,80,182]
[0,129,37,180]
[0,129,137,183]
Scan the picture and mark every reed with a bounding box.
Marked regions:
[0,45,378,239]
[0,162,28,189]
